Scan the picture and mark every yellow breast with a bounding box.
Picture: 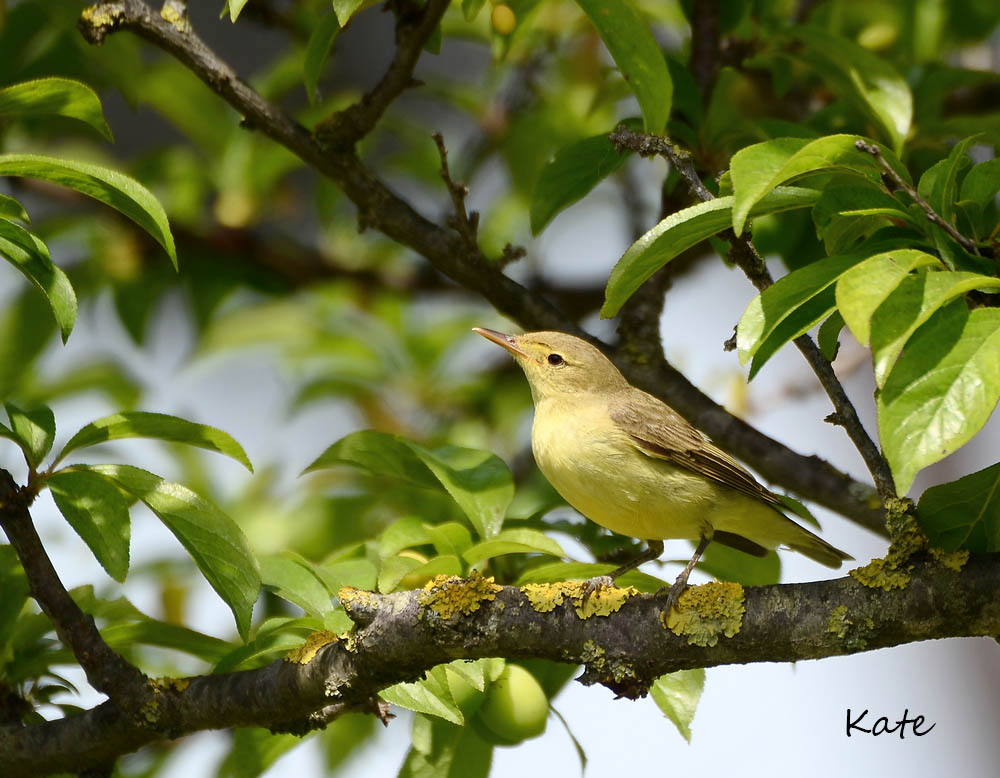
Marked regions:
[530,396,713,541]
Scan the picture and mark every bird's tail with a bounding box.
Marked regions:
[784,522,854,569]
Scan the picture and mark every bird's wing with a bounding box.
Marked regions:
[609,389,783,509]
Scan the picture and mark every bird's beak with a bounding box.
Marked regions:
[473,327,529,358]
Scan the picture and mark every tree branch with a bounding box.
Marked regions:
[854,138,984,258]
[611,124,897,504]
[76,1,886,533]
[0,470,147,702]
[2,555,996,776]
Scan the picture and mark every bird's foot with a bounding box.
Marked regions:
[579,575,615,606]
[658,578,690,615]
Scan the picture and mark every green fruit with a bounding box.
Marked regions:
[476,664,548,744]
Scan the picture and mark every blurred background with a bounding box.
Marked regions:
[1,1,999,776]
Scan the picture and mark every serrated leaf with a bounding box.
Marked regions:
[574,0,671,133]
[303,12,340,104]
[917,462,1000,552]
[381,672,464,725]
[55,411,252,471]
[649,669,705,742]
[602,186,820,318]
[0,219,76,342]
[835,249,942,346]
[78,464,260,639]
[0,77,112,140]
[260,554,334,616]
[877,304,1000,495]
[0,154,176,268]
[0,194,29,222]
[4,402,55,468]
[729,135,900,236]
[530,121,638,235]
[788,28,912,154]
[870,269,1000,387]
[306,431,513,539]
[48,470,131,583]
[737,253,862,367]
[462,528,565,565]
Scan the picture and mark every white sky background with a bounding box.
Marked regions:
[3,170,999,778]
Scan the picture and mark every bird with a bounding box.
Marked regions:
[473,327,852,606]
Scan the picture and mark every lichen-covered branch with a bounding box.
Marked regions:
[76,1,885,532]
[2,555,997,776]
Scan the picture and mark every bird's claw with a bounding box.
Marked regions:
[580,575,616,605]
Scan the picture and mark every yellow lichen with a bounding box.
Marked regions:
[850,510,928,590]
[521,581,638,618]
[285,630,339,665]
[81,3,124,27]
[418,570,502,619]
[930,547,970,572]
[662,581,745,647]
[150,676,190,693]
[828,605,850,639]
[160,1,191,32]
[338,586,377,609]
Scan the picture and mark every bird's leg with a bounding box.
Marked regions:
[661,535,712,612]
[582,539,665,602]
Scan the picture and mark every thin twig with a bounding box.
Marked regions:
[0,470,147,701]
[613,125,898,502]
[431,132,480,248]
[855,139,982,257]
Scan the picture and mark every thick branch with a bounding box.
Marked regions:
[77,1,886,533]
[2,555,997,775]
[0,470,147,700]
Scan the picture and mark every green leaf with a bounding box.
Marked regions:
[100,619,232,663]
[381,667,465,725]
[0,154,177,268]
[737,254,862,367]
[0,545,29,651]
[574,0,671,133]
[788,27,912,153]
[303,12,340,105]
[47,470,131,583]
[729,134,900,236]
[835,249,942,346]
[530,122,637,235]
[0,194,29,222]
[746,289,839,379]
[213,617,322,673]
[811,185,919,254]
[462,528,565,565]
[649,669,705,742]
[877,304,1000,495]
[961,158,1000,207]
[55,411,252,471]
[925,134,979,225]
[462,0,488,21]
[917,462,1000,552]
[515,561,666,592]
[220,728,303,778]
[260,554,334,616]
[333,0,366,26]
[425,522,474,558]
[316,558,379,595]
[0,77,112,140]
[378,554,462,593]
[0,219,76,342]
[602,186,820,318]
[400,715,493,778]
[4,402,55,468]
[226,0,250,22]
[817,310,845,361]
[378,516,431,558]
[870,269,1000,387]
[408,444,514,540]
[306,431,514,539]
[698,542,780,587]
[78,464,260,639]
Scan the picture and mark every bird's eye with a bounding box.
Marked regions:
[547,353,564,366]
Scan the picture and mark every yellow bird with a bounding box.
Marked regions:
[474,328,852,602]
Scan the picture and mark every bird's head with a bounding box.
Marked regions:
[473,328,627,402]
